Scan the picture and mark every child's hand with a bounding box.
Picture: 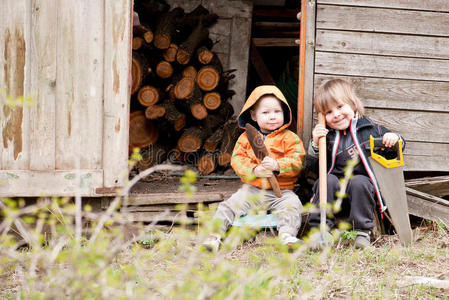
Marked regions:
[382,132,399,148]
[312,124,328,145]
[254,165,273,178]
[261,156,279,171]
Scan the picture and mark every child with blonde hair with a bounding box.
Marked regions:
[306,79,404,248]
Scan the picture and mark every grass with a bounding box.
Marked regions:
[2,216,448,299]
[1,167,448,299]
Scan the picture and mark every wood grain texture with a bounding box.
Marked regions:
[365,108,449,144]
[315,75,449,113]
[0,0,30,170]
[0,170,102,197]
[228,15,252,116]
[317,5,449,37]
[406,188,449,224]
[127,192,233,205]
[315,52,449,82]
[402,141,449,172]
[29,0,57,170]
[316,30,449,60]
[103,0,132,188]
[301,0,317,146]
[55,1,103,170]
[252,38,298,47]
[317,0,449,12]
[406,176,449,198]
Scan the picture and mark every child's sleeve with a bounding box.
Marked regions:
[230,133,259,179]
[276,131,305,178]
[304,141,319,174]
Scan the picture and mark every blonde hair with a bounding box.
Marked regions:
[314,79,364,117]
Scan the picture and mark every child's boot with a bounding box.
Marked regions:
[202,233,222,252]
[279,232,302,247]
[354,231,371,249]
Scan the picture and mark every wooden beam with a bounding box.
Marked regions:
[122,210,197,223]
[299,0,316,144]
[316,5,449,37]
[253,8,299,19]
[127,191,235,206]
[252,38,298,47]
[249,40,275,84]
[406,176,449,198]
[406,187,449,224]
[317,0,449,13]
[253,21,299,30]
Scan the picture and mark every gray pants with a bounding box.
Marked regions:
[214,184,303,236]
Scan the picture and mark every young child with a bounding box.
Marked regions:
[306,79,405,248]
[203,85,305,252]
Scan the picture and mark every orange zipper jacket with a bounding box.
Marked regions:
[231,85,305,190]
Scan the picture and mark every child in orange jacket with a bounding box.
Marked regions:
[203,85,305,251]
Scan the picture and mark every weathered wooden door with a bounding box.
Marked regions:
[0,0,132,196]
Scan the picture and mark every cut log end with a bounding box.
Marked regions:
[198,48,214,65]
[137,86,160,106]
[197,66,220,91]
[143,31,154,44]
[156,61,173,79]
[218,153,231,166]
[132,37,144,50]
[198,154,216,175]
[129,111,159,150]
[190,103,208,120]
[131,55,144,95]
[182,66,197,79]
[176,49,191,65]
[145,105,166,119]
[163,43,179,62]
[178,126,209,153]
[203,92,221,110]
[154,33,170,49]
[174,77,195,99]
[178,136,202,153]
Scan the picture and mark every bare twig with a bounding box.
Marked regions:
[89,164,183,244]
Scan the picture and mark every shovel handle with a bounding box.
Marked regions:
[318,113,327,233]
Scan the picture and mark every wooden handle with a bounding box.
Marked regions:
[268,175,282,198]
[318,113,327,233]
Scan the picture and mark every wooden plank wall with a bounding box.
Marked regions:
[0,1,132,196]
[312,0,449,171]
[167,0,253,116]
[0,0,30,171]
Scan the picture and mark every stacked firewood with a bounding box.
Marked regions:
[130,1,242,175]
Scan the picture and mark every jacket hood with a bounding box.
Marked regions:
[237,85,292,131]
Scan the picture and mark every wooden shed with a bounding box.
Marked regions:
[2,0,449,200]
[0,0,252,197]
[0,1,133,197]
[300,0,449,172]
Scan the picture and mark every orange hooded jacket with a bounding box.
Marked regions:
[231,85,305,190]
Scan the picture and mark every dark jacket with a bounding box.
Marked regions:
[305,116,405,212]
